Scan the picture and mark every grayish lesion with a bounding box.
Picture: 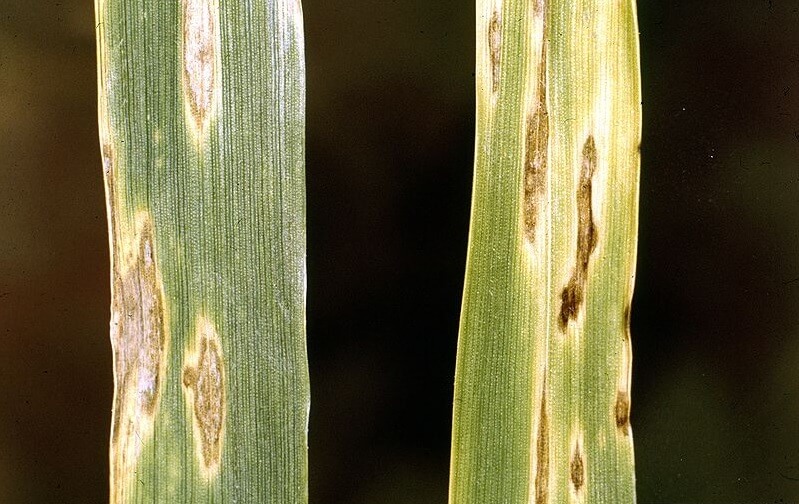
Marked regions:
[182,0,219,138]
[109,212,168,503]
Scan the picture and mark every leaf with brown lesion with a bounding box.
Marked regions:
[183,316,227,480]
[559,136,598,331]
[522,41,549,245]
[109,213,168,503]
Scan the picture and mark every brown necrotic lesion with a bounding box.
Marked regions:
[534,383,550,504]
[523,43,548,244]
[182,0,218,136]
[569,442,585,492]
[183,316,226,478]
[558,136,598,330]
[488,11,501,94]
[109,214,167,501]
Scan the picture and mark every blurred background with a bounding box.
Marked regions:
[1,0,798,502]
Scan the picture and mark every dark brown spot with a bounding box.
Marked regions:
[488,11,501,93]
[523,44,548,243]
[109,215,167,500]
[534,385,549,504]
[570,444,585,492]
[559,136,598,330]
[183,318,226,476]
[558,278,582,329]
[615,391,631,432]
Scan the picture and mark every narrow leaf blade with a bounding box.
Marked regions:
[450,1,641,502]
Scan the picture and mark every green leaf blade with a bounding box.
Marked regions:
[96,0,308,502]
[450,1,641,503]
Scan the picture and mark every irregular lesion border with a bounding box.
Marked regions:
[182,314,227,481]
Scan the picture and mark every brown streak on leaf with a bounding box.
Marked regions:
[488,11,501,94]
[570,442,585,492]
[559,136,598,330]
[623,305,631,341]
[534,384,549,504]
[523,44,548,243]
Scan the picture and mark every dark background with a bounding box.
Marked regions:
[2,1,799,502]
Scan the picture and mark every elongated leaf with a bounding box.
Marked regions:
[95,0,308,502]
[449,1,641,502]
